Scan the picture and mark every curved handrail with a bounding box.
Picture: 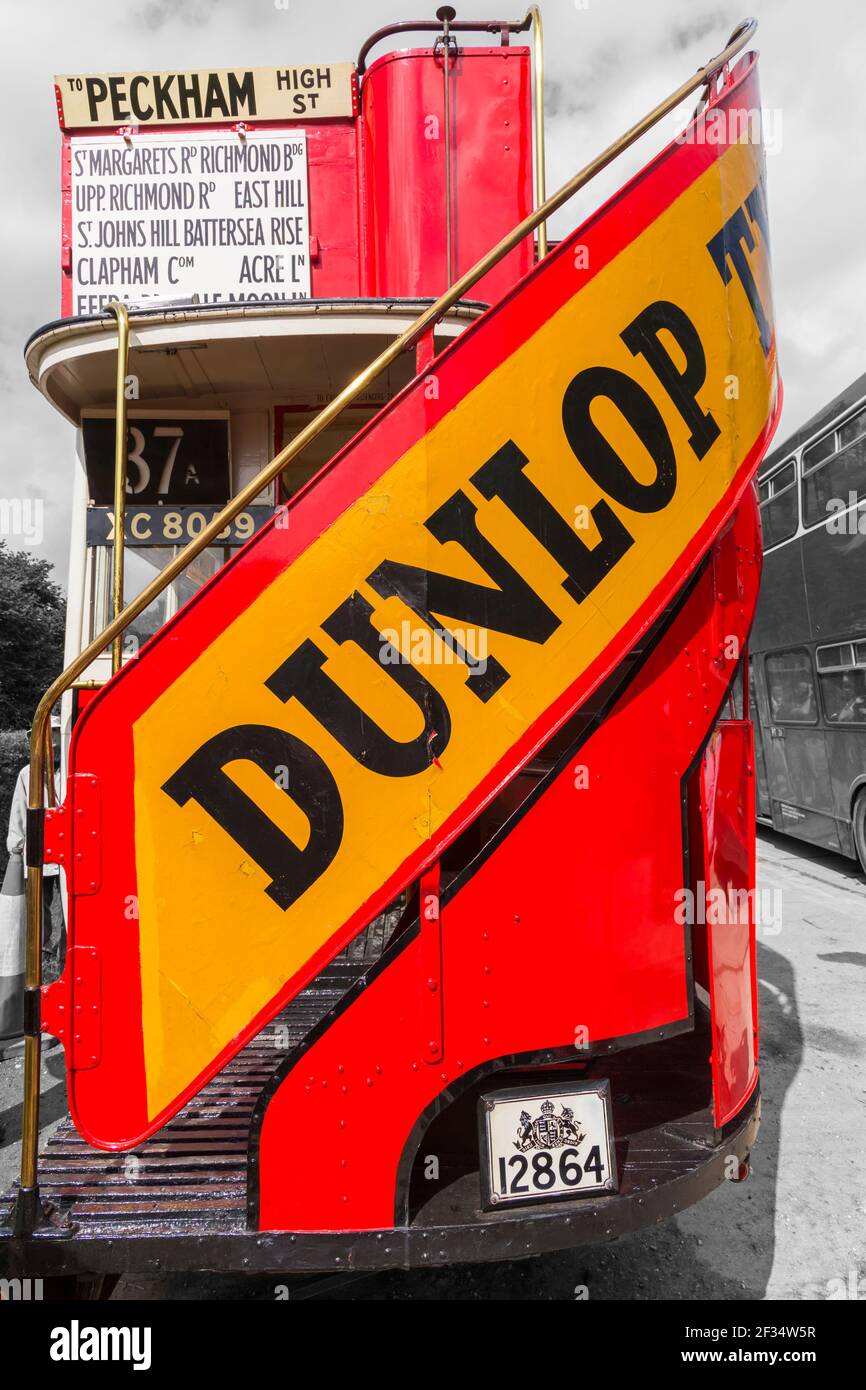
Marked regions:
[15,18,758,1221]
[357,11,532,74]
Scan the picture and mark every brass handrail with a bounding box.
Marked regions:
[107,302,130,674]
[15,17,757,1230]
[438,7,456,286]
[526,6,547,258]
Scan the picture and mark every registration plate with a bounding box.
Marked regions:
[479,1079,617,1209]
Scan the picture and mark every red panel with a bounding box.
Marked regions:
[701,721,759,1126]
[305,122,362,298]
[73,686,100,719]
[256,495,763,1232]
[360,46,534,304]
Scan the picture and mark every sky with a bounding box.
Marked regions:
[0,0,864,582]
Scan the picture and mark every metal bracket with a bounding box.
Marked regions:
[433,32,459,60]
[41,946,101,1070]
[43,773,101,896]
[712,526,744,607]
[25,806,44,868]
[710,527,746,674]
[415,327,437,375]
[4,1184,74,1239]
[22,986,41,1036]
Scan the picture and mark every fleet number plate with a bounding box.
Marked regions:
[479,1079,617,1209]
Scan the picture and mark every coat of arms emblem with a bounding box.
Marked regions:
[515,1098,586,1152]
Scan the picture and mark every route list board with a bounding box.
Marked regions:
[69,130,311,315]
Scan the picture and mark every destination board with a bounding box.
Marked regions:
[70,130,311,313]
[55,65,356,127]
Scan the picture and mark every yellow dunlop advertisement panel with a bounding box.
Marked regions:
[65,62,779,1146]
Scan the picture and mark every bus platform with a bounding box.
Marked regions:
[0,925,759,1283]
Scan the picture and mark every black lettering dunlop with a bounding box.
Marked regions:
[162,725,343,911]
[265,592,452,776]
[562,366,677,513]
[472,440,634,604]
[367,488,559,702]
[620,301,720,461]
[161,296,710,910]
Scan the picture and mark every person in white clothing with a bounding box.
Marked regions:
[6,715,66,983]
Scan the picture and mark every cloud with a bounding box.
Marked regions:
[668,11,728,53]
[132,0,220,31]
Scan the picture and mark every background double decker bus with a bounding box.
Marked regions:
[752,371,866,869]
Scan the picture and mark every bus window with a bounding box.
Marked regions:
[277,407,381,503]
[801,429,866,528]
[820,670,866,724]
[802,429,837,473]
[759,457,798,547]
[748,662,772,819]
[89,544,226,652]
[765,649,818,724]
[816,640,866,724]
[816,643,854,671]
[839,404,866,448]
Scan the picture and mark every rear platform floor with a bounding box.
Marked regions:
[0,915,398,1241]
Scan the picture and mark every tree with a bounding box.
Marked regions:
[0,542,66,729]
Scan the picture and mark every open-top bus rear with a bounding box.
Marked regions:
[1,11,779,1281]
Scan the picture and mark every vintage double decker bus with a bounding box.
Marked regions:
[0,9,779,1292]
[751,372,866,869]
